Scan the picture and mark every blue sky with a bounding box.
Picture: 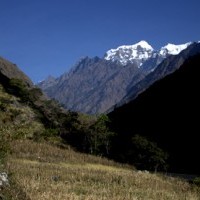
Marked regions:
[0,0,200,83]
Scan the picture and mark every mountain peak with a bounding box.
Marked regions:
[159,42,192,56]
[133,40,154,50]
[116,40,154,51]
[104,40,154,66]
[104,41,193,66]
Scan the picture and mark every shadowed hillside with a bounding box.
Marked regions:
[109,54,200,174]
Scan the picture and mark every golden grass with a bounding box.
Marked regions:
[3,140,200,200]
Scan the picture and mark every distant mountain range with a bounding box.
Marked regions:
[38,40,194,114]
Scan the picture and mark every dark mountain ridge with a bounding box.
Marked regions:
[108,49,200,174]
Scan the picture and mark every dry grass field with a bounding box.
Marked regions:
[2,140,199,200]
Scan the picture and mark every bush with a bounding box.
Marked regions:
[33,128,59,141]
[8,78,29,101]
[193,177,200,186]
[28,87,43,102]
[131,135,168,172]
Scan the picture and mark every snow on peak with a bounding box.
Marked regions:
[104,40,154,66]
[133,40,154,50]
[104,40,193,67]
[159,42,192,56]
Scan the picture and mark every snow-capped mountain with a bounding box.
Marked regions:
[104,40,154,66]
[159,42,192,57]
[104,40,192,67]
[39,40,196,115]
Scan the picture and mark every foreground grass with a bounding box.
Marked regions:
[2,140,199,200]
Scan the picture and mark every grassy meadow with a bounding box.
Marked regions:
[0,83,200,199]
[1,140,199,200]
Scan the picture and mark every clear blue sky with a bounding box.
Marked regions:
[0,0,199,83]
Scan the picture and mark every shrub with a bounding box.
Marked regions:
[131,134,168,172]
[8,78,29,102]
[193,177,200,186]
[33,128,59,141]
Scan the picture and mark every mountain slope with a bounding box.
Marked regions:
[0,56,81,142]
[114,42,200,108]
[108,51,200,174]
[0,57,33,86]
[39,56,145,114]
[39,41,191,114]
[0,56,45,142]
